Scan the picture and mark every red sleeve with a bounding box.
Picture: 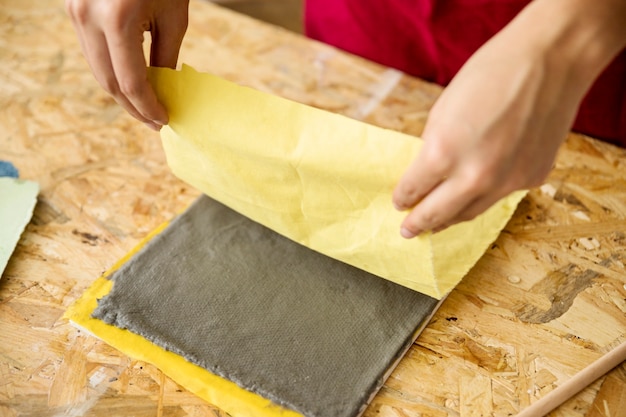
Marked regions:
[305,0,626,147]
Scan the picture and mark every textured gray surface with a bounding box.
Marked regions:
[93,196,440,417]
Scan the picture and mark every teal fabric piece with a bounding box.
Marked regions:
[93,196,441,417]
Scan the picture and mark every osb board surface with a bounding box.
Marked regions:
[0,0,624,416]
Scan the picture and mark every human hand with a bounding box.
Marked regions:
[66,0,189,130]
[392,18,584,238]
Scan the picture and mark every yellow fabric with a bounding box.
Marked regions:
[63,222,302,417]
[149,65,525,298]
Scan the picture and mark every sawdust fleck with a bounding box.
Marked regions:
[507,275,521,284]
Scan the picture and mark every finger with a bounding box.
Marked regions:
[399,177,483,238]
[430,199,486,234]
[448,189,510,226]
[150,10,188,68]
[80,26,155,125]
[392,141,452,211]
[66,1,91,63]
[88,42,155,124]
[105,25,168,125]
[430,191,510,235]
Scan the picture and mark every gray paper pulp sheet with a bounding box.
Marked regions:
[93,196,440,417]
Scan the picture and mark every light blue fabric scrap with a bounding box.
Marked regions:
[0,161,19,178]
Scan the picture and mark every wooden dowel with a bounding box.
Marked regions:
[516,340,626,417]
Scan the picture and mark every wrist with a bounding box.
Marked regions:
[502,0,626,95]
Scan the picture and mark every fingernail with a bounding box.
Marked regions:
[144,121,161,131]
[400,227,418,239]
[155,118,168,126]
[393,202,404,211]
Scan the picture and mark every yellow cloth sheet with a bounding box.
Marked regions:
[149,65,525,298]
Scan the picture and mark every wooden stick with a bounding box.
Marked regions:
[516,340,626,417]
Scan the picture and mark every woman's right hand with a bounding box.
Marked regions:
[66,0,189,130]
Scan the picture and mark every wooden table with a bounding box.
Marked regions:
[1,0,624,415]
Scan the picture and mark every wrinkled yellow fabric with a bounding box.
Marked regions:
[149,65,525,299]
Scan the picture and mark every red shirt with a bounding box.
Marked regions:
[305,0,626,147]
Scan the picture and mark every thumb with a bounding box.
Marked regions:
[150,6,189,68]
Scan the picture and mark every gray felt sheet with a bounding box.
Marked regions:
[93,196,440,417]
